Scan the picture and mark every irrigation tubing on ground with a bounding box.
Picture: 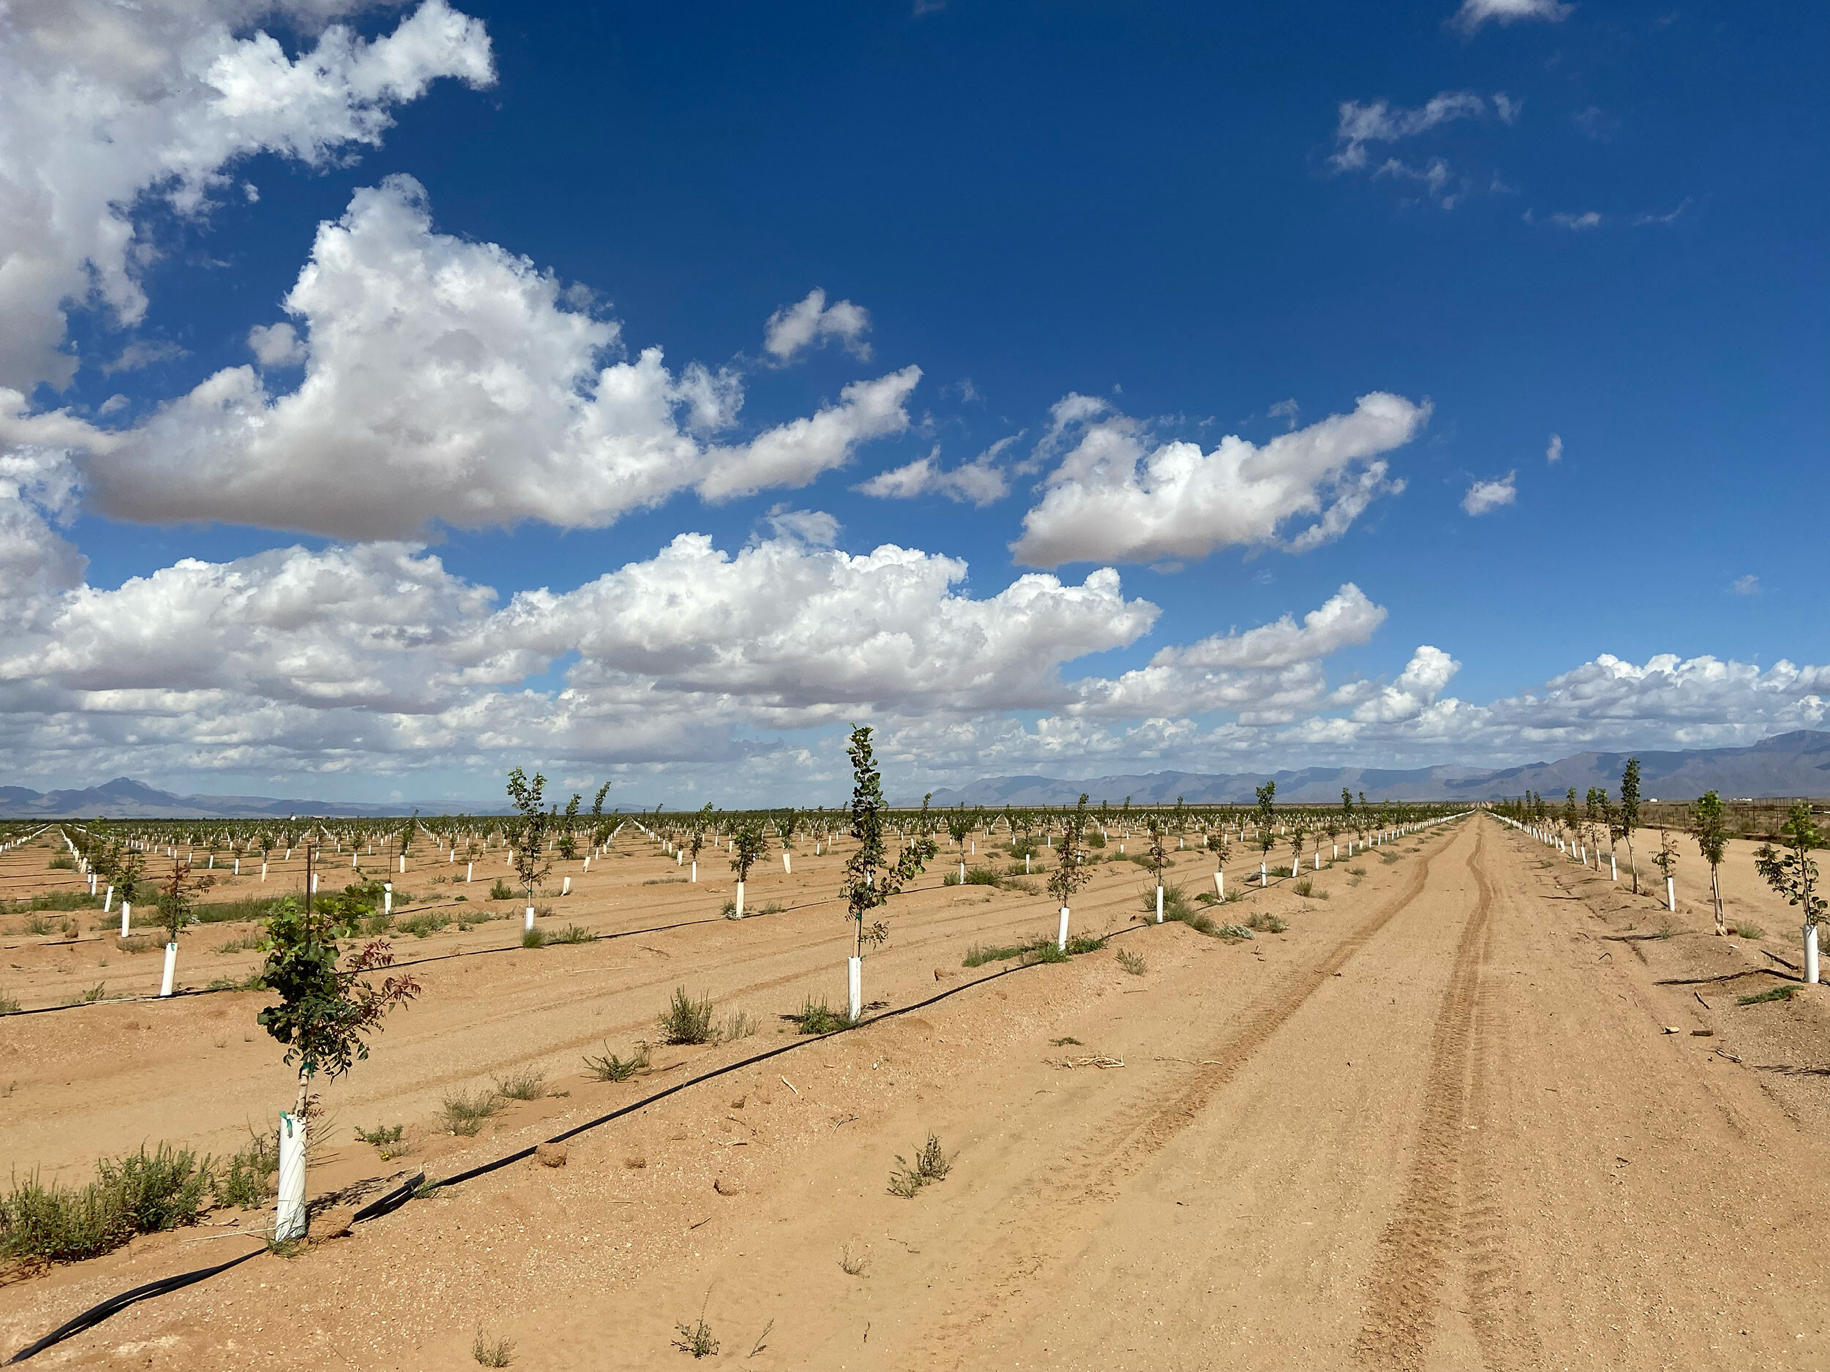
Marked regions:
[2,920,1152,1363]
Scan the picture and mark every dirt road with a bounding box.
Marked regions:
[5,815,1827,1369]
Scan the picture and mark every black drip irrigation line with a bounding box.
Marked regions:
[3,921,1149,1364]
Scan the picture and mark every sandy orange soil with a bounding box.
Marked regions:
[2,814,1828,1370]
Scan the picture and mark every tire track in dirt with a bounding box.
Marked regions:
[923,822,1468,1367]
[1353,822,1535,1371]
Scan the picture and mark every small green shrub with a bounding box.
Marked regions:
[1347,865,1367,877]
[1247,912,1288,934]
[489,879,515,900]
[1292,878,1313,897]
[0,989,20,1015]
[48,854,75,870]
[473,1328,515,1367]
[0,1143,213,1265]
[492,1069,546,1101]
[1734,922,1765,940]
[888,1133,952,1197]
[549,923,592,944]
[1116,948,1147,975]
[355,1123,405,1150]
[672,1308,719,1359]
[397,913,450,938]
[521,927,547,948]
[794,996,853,1034]
[963,941,1025,967]
[1216,923,1255,941]
[439,1088,504,1136]
[583,1043,650,1081]
[1738,985,1797,1006]
[217,1130,277,1209]
[658,987,716,1045]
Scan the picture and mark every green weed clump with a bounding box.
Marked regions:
[489,879,515,900]
[492,1069,546,1101]
[217,1130,277,1209]
[1116,948,1147,975]
[1292,878,1313,897]
[397,912,450,939]
[1738,985,1797,1006]
[888,1133,952,1198]
[1734,922,1765,940]
[439,1088,504,1136]
[521,927,547,948]
[658,987,716,1045]
[1216,923,1255,941]
[793,996,854,1034]
[583,1043,651,1082]
[1247,912,1289,934]
[549,924,593,944]
[0,1144,212,1266]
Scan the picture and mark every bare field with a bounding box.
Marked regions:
[3,817,1829,1369]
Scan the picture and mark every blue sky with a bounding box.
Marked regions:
[2,0,1824,806]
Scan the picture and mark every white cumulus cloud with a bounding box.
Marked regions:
[75,178,918,538]
[1011,392,1428,567]
[856,440,1012,506]
[0,0,494,392]
[1451,0,1573,34]
[763,288,872,363]
[1461,472,1517,515]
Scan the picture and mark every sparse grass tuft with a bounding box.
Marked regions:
[439,1088,504,1136]
[718,1010,758,1041]
[839,1240,869,1276]
[0,989,20,1015]
[354,1123,405,1154]
[583,1042,650,1082]
[963,941,1025,967]
[1292,878,1313,897]
[550,923,593,944]
[396,912,449,939]
[1738,985,1797,1006]
[1734,922,1765,940]
[888,1133,952,1198]
[1347,865,1367,877]
[473,1328,515,1367]
[1216,923,1255,941]
[1116,948,1147,975]
[672,1302,719,1359]
[658,987,716,1045]
[492,1069,545,1101]
[217,1130,277,1209]
[1247,912,1288,934]
[521,927,547,948]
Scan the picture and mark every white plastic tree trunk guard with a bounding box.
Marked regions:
[1025,855,1031,874]
[1610,855,1618,882]
[959,861,966,882]
[398,855,406,873]
[466,862,473,882]
[275,1113,307,1241]
[1214,870,1224,899]
[1805,924,1820,985]
[848,956,863,1020]
[1057,905,1071,951]
[261,862,268,882]
[159,942,177,996]
[691,861,698,882]
[383,884,393,915]
[783,853,792,874]
[562,876,571,896]
[1155,885,1164,923]
[524,905,536,932]
[1260,862,1267,887]
[1666,877,1675,912]
[735,881,746,918]
[120,902,131,938]
[104,886,114,914]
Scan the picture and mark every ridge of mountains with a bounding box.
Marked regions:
[915,730,1830,808]
[1,731,1825,818]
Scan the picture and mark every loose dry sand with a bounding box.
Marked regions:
[2,815,1828,1369]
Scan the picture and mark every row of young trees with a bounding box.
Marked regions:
[1497,757,1824,981]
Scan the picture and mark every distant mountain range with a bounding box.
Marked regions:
[915,730,1830,807]
[0,777,496,820]
[4,731,1826,817]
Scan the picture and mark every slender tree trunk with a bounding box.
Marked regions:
[1624,832,1638,894]
[1711,865,1725,936]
